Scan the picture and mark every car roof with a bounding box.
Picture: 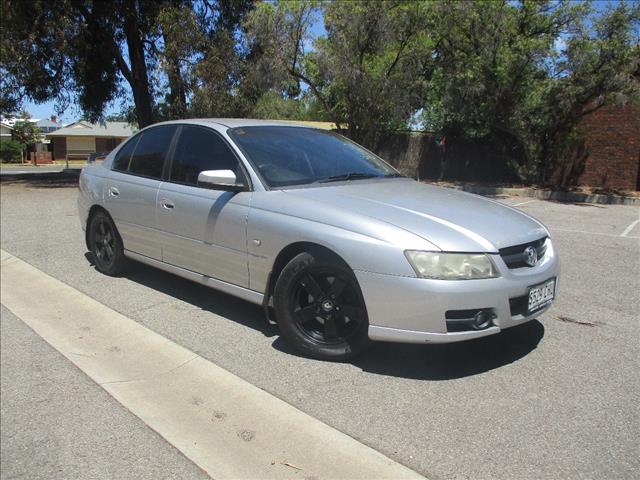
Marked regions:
[148,118,337,130]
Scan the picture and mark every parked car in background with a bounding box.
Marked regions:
[88,151,110,164]
[78,119,559,360]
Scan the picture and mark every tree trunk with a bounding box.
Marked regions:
[123,0,155,128]
[162,30,187,120]
[167,62,187,119]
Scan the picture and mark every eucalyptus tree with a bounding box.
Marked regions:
[1,0,161,126]
[0,0,255,126]
[424,0,640,181]
[243,0,435,147]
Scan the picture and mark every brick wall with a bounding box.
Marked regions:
[573,105,640,191]
[374,133,522,183]
[28,152,53,164]
[375,105,640,191]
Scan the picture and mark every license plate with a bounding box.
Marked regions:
[527,278,556,315]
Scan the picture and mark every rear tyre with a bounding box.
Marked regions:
[273,251,369,361]
[88,211,127,276]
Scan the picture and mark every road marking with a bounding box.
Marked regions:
[548,226,639,239]
[0,250,424,480]
[511,199,537,207]
[620,218,640,237]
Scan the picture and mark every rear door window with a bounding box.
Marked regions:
[112,135,140,172]
[127,125,177,179]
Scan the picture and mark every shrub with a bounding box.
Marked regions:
[0,140,24,163]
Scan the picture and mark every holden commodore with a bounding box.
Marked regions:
[78,119,559,360]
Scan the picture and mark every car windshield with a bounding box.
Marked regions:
[229,126,400,188]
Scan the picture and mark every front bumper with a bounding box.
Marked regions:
[356,241,560,344]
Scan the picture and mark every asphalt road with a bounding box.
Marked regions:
[0,305,209,480]
[1,176,638,479]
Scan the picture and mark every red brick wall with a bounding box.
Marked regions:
[29,152,53,165]
[575,105,640,191]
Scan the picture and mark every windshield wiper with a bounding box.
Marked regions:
[318,172,379,183]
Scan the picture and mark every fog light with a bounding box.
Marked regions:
[472,310,493,330]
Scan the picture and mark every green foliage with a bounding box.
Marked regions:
[251,90,305,120]
[174,0,255,118]
[242,0,435,147]
[11,119,42,147]
[0,0,157,126]
[312,1,434,147]
[0,139,23,163]
[250,90,328,121]
[157,2,207,120]
[0,0,254,126]
[2,0,637,182]
[423,0,640,181]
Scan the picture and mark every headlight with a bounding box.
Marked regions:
[405,251,500,280]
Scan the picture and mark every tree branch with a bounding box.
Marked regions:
[75,3,133,84]
[288,67,342,130]
[386,34,410,77]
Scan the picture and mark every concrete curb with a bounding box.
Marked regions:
[446,185,640,206]
[0,249,425,480]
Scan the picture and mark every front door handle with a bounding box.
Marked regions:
[161,199,175,210]
[108,186,120,197]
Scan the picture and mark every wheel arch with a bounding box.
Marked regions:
[264,241,351,301]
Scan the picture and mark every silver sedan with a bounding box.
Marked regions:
[78,119,560,360]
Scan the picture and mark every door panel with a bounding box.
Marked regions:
[155,125,251,287]
[104,171,162,259]
[156,183,251,287]
[104,124,178,260]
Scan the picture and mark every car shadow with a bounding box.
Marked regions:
[273,320,545,381]
[85,252,544,380]
[84,252,277,338]
[352,321,544,380]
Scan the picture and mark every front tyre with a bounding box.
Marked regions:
[88,211,127,276]
[273,252,369,361]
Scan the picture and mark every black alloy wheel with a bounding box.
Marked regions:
[292,268,364,344]
[273,251,369,360]
[89,211,127,275]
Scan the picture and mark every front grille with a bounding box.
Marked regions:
[499,237,547,269]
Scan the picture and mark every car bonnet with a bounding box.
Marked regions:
[282,178,548,252]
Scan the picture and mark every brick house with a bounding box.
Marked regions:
[46,121,135,161]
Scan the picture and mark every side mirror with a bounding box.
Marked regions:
[197,170,245,191]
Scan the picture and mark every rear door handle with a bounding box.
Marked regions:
[161,199,175,210]
[108,187,120,197]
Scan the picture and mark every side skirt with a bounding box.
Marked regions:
[124,250,264,306]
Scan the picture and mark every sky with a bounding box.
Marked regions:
[23,100,118,124]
